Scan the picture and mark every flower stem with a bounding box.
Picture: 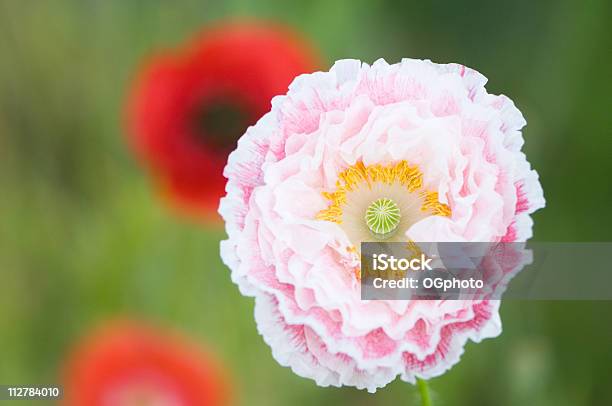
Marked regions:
[417,378,432,406]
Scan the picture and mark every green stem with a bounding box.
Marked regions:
[417,378,432,406]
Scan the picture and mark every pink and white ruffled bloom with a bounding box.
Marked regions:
[219,59,545,391]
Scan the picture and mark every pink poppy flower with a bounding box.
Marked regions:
[219,59,544,391]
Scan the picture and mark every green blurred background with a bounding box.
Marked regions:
[0,0,610,405]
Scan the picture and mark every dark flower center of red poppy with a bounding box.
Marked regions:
[192,99,251,151]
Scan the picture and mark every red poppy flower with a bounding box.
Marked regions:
[126,21,320,221]
[62,321,231,406]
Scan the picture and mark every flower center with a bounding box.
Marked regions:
[192,98,251,150]
[109,381,179,406]
[365,197,401,239]
[317,160,451,251]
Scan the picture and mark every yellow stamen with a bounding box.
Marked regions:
[421,191,452,216]
[316,160,451,224]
